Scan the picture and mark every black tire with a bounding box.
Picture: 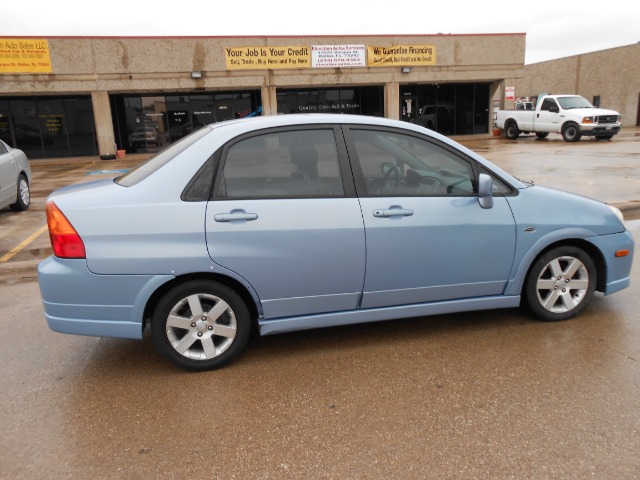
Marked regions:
[535,132,549,140]
[152,280,252,371]
[524,246,596,322]
[561,123,582,142]
[595,135,613,141]
[9,174,30,212]
[505,122,520,140]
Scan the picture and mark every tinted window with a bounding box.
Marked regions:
[350,129,475,196]
[219,129,344,198]
[540,98,558,111]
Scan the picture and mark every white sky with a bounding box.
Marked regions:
[3,0,638,64]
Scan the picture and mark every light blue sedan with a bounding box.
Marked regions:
[38,114,634,371]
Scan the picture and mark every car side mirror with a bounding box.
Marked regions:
[549,105,559,113]
[478,173,493,209]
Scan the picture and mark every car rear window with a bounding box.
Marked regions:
[115,126,211,187]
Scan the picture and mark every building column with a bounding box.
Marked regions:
[384,82,400,120]
[91,91,116,156]
[261,85,278,116]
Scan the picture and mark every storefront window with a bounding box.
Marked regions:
[277,87,383,117]
[400,83,490,135]
[111,91,261,153]
[0,96,96,158]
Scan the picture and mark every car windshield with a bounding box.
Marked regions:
[115,126,211,187]
[557,96,593,110]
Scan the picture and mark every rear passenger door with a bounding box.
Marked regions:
[205,127,366,320]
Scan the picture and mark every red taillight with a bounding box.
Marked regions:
[46,201,86,259]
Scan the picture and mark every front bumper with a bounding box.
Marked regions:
[587,230,634,295]
[579,124,621,136]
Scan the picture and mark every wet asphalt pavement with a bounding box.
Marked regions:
[1,130,639,479]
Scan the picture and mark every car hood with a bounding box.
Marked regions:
[507,185,625,236]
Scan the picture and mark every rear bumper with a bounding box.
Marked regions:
[38,256,173,339]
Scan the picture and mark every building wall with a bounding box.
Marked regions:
[1,34,525,94]
[517,43,640,125]
[1,34,526,156]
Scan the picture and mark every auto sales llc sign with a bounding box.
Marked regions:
[0,39,52,74]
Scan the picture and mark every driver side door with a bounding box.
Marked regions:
[344,127,517,309]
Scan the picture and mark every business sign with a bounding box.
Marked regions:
[0,39,52,73]
[311,45,366,68]
[505,86,515,100]
[367,45,436,67]
[225,46,310,70]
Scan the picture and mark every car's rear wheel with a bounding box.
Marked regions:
[152,280,251,371]
[505,122,520,140]
[10,174,30,211]
[535,132,549,139]
[561,123,582,142]
[525,246,596,321]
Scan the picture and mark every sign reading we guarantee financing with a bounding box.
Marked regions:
[224,44,436,70]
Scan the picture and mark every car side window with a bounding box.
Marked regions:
[218,129,344,198]
[350,129,476,197]
[540,98,558,111]
[0,141,7,154]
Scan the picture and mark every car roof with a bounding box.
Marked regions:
[207,113,415,133]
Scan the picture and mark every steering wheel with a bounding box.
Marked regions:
[383,164,402,188]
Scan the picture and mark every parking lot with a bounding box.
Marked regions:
[1,130,640,479]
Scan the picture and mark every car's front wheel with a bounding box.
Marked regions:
[152,280,251,371]
[525,246,596,321]
[10,174,30,211]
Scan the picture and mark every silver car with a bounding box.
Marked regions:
[0,139,32,211]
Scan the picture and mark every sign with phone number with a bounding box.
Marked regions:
[0,39,52,74]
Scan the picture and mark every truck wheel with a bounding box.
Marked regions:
[535,132,549,140]
[562,123,582,142]
[505,122,520,140]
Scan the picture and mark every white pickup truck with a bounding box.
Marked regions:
[494,94,622,142]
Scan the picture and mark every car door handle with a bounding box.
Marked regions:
[214,210,258,223]
[373,208,413,218]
